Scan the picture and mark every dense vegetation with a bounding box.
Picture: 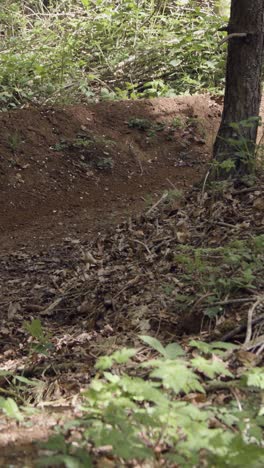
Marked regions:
[0,0,228,109]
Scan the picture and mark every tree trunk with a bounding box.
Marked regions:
[213,0,264,179]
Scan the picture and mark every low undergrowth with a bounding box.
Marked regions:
[0,0,227,109]
[37,337,264,466]
[1,335,264,467]
[169,235,264,320]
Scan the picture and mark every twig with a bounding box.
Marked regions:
[8,362,87,379]
[243,297,263,346]
[213,297,254,306]
[232,186,257,195]
[130,238,152,256]
[190,292,214,312]
[218,33,248,48]
[113,276,140,300]
[0,387,26,403]
[243,334,264,351]
[146,191,168,215]
[166,178,177,190]
[204,380,240,392]
[40,297,64,316]
[220,313,264,342]
[256,342,264,356]
[215,221,237,229]
[201,170,210,195]
[231,388,243,411]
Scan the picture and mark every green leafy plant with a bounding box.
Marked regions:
[0,396,24,422]
[24,318,53,355]
[0,1,226,109]
[128,117,167,139]
[186,116,206,137]
[39,336,264,466]
[171,116,184,129]
[228,117,262,169]
[7,132,22,152]
[172,235,264,318]
[211,117,262,179]
[38,435,92,468]
[128,117,152,131]
[95,156,114,170]
[0,369,44,415]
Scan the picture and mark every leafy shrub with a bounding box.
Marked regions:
[39,335,264,467]
[0,0,227,109]
[172,235,264,318]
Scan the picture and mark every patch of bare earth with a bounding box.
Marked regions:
[0,95,222,251]
[0,95,264,466]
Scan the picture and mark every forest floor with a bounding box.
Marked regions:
[0,95,264,466]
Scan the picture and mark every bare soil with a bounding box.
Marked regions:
[0,95,222,252]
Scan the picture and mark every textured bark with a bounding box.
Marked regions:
[213,0,264,178]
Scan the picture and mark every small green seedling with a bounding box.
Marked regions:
[24,318,53,355]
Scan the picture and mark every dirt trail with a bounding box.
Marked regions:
[0,95,223,252]
[1,95,264,466]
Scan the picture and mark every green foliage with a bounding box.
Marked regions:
[7,132,22,152]
[0,1,226,109]
[140,334,185,358]
[172,235,264,318]
[227,117,262,172]
[190,355,233,379]
[52,134,115,170]
[190,339,239,355]
[95,156,114,170]
[128,117,166,138]
[0,371,43,418]
[0,396,23,422]
[95,347,138,370]
[38,435,93,467]
[212,117,263,178]
[186,116,205,137]
[171,116,184,129]
[128,117,152,131]
[24,318,54,355]
[245,368,264,390]
[40,336,264,466]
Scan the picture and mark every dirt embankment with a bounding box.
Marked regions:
[0,95,223,252]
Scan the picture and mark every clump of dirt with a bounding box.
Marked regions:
[0,95,222,251]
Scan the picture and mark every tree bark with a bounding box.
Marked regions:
[213,0,264,178]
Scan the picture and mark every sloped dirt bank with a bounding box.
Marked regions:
[0,95,264,466]
[0,95,222,252]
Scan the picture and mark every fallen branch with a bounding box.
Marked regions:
[204,380,241,392]
[243,334,264,351]
[130,238,152,256]
[146,191,168,215]
[220,313,264,342]
[40,297,64,316]
[213,297,254,307]
[244,296,264,346]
